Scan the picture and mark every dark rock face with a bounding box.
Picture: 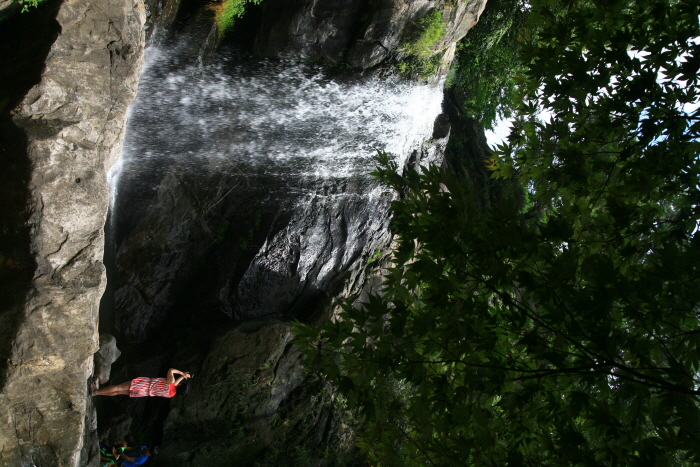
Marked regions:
[254,0,368,63]
[155,321,353,466]
[0,0,145,465]
[254,0,488,69]
[115,169,395,343]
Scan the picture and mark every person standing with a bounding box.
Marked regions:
[92,368,192,397]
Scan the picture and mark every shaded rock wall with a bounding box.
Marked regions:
[143,134,452,467]
[154,321,355,467]
[254,0,487,69]
[103,113,450,466]
[0,0,145,465]
[113,167,396,343]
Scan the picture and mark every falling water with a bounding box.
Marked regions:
[114,40,442,206]
[108,39,444,338]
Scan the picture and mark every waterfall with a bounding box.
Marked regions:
[108,39,444,340]
[117,41,443,204]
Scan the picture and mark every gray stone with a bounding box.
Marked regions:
[253,0,488,71]
[254,0,368,63]
[97,334,121,365]
[432,112,451,140]
[157,321,350,466]
[0,0,145,465]
[94,334,121,384]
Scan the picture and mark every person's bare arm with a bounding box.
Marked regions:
[165,368,181,384]
[166,368,191,384]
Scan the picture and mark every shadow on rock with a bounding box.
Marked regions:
[0,0,63,391]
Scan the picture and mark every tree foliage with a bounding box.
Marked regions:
[295,0,700,465]
[13,0,45,13]
[449,0,528,129]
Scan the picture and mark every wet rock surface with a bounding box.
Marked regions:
[112,155,398,341]
[0,0,145,465]
[254,0,487,69]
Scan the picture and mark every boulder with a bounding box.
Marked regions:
[94,334,122,385]
[99,414,133,447]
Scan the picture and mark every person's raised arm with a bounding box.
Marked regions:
[166,368,191,384]
[165,368,179,384]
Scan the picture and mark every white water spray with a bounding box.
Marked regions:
[115,43,444,199]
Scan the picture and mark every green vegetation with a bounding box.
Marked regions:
[443,116,526,215]
[397,9,446,79]
[209,0,263,40]
[402,9,446,60]
[13,0,45,12]
[295,0,700,465]
[397,55,443,81]
[449,0,528,129]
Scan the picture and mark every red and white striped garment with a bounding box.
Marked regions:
[129,377,176,398]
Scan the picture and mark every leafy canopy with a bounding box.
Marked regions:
[295,0,700,465]
[449,0,528,129]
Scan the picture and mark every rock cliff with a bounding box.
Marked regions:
[102,0,473,463]
[0,0,145,465]
[0,0,488,464]
[254,0,487,69]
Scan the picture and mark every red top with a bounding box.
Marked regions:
[129,377,176,398]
